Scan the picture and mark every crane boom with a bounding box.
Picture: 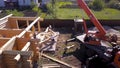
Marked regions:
[77,0,106,36]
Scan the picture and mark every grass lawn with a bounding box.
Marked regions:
[55,8,120,19]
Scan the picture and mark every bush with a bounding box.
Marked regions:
[6,9,24,16]
[88,2,93,9]
[31,3,41,16]
[92,0,105,11]
[107,0,120,10]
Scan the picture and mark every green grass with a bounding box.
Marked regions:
[54,8,120,19]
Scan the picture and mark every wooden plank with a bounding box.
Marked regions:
[8,18,19,29]
[0,29,22,38]
[38,32,59,45]
[37,21,41,32]
[0,36,16,54]
[14,42,31,61]
[42,64,60,68]
[15,19,19,29]
[14,54,21,61]
[0,14,13,21]
[21,42,30,51]
[32,25,35,34]
[0,38,10,47]
[3,51,33,68]
[41,53,77,68]
[26,20,29,27]
[9,17,43,21]
[3,51,33,56]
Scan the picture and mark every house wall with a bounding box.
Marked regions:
[33,0,38,4]
[5,0,17,2]
[18,0,31,6]
[42,0,50,4]
[0,0,5,7]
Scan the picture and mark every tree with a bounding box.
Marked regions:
[46,0,57,19]
[6,9,24,17]
[46,0,72,19]
[88,0,105,11]
[92,0,105,10]
[107,0,120,10]
[31,2,41,16]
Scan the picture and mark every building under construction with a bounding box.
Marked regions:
[0,0,120,68]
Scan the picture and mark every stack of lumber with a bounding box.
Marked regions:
[2,51,33,68]
[36,26,59,52]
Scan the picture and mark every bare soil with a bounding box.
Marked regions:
[39,28,82,68]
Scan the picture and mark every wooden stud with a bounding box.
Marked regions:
[32,25,35,34]
[15,19,19,29]
[26,20,29,27]
[37,21,41,32]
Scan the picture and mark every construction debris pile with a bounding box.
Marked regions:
[36,26,59,52]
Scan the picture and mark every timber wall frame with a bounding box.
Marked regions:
[0,17,42,68]
[6,17,43,31]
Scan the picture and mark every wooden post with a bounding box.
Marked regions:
[26,20,29,27]
[32,25,35,34]
[37,21,40,32]
[16,20,19,29]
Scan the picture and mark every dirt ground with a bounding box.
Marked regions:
[39,28,82,68]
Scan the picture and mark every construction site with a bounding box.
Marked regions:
[0,0,120,68]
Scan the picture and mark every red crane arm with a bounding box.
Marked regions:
[77,0,106,36]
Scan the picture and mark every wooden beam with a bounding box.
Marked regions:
[21,42,30,51]
[0,14,13,21]
[32,25,35,34]
[14,42,31,61]
[15,19,19,29]
[14,54,21,61]
[42,64,60,68]
[9,17,43,21]
[41,53,77,68]
[17,17,40,38]
[0,36,16,54]
[37,21,41,32]
[3,51,33,56]
[26,20,29,27]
